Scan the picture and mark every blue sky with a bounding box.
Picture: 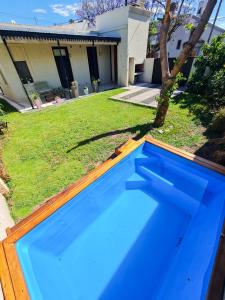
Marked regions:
[210,0,225,29]
[0,1,80,26]
[0,1,225,28]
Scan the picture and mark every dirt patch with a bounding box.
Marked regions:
[195,136,225,166]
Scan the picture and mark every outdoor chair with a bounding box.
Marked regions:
[34,81,55,102]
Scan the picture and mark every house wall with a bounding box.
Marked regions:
[199,24,223,43]
[143,58,154,83]
[9,43,61,88]
[96,5,150,87]
[0,41,113,106]
[167,17,224,58]
[97,45,111,84]
[167,26,188,58]
[0,40,28,107]
[70,44,111,91]
[128,9,150,64]
[0,5,150,107]
[96,7,129,86]
[68,44,91,92]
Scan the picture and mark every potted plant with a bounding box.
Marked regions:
[92,78,101,93]
[83,84,89,95]
[30,91,42,109]
[55,95,63,104]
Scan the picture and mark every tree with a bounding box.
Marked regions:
[76,0,194,50]
[188,33,225,110]
[153,0,217,127]
[76,0,137,26]
[148,0,195,57]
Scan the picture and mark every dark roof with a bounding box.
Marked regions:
[0,29,121,43]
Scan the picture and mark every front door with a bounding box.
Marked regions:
[52,47,74,88]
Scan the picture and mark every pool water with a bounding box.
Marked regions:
[16,142,225,300]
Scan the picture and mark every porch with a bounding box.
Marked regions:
[0,25,120,109]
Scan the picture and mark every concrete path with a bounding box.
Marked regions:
[0,194,14,300]
[111,83,160,108]
[111,83,185,108]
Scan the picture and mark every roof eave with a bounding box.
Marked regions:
[0,29,121,43]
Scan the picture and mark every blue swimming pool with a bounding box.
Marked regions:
[16,141,225,300]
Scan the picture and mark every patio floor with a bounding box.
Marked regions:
[111,83,160,108]
[111,83,186,108]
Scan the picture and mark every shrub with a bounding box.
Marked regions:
[188,33,225,110]
[210,108,225,134]
[207,69,225,109]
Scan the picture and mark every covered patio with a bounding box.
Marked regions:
[0,25,120,109]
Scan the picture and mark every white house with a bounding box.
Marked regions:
[0,5,151,109]
[167,0,225,57]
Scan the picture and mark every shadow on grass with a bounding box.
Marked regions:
[174,93,225,166]
[66,122,153,153]
[173,93,213,128]
[0,98,17,114]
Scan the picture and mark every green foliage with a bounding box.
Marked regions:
[2,89,205,220]
[0,104,5,117]
[188,33,225,110]
[158,72,185,104]
[149,20,158,36]
[210,108,225,134]
[30,91,40,102]
[184,23,194,31]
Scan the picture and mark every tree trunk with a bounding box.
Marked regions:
[153,0,217,127]
[154,80,174,127]
[153,0,171,127]
[154,92,169,127]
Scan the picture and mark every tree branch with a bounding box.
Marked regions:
[171,0,217,78]
[154,0,166,8]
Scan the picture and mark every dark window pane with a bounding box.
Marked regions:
[14,61,33,84]
[86,47,99,81]
[176,40,182,50]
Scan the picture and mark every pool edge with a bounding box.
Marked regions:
[1,136,225,300]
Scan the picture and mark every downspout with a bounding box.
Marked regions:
[109,45,112,82]
[57,40,71,97]
[2,38,34,109]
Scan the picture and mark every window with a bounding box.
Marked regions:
[176,40,182,50]
[14,61,33,84]
[198,8,202,14]
[52,48,67,56]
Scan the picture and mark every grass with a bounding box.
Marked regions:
[2,89,206,220]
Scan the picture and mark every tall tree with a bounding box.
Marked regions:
[154,0,217,127]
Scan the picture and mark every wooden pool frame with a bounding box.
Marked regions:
[1,136,225,300]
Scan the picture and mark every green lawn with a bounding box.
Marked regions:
[2,89,206,220]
